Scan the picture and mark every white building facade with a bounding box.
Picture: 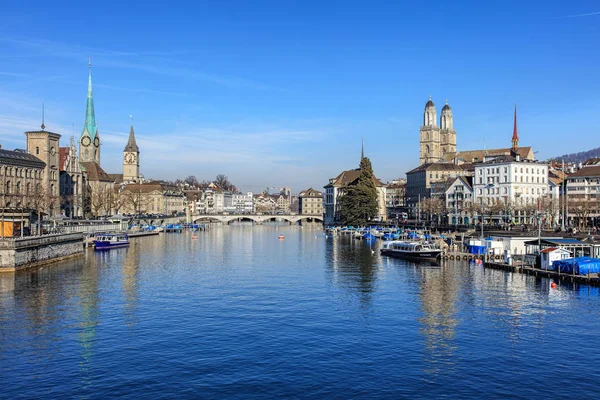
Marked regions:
[472,155,549,224]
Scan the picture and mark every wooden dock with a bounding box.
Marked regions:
[128,231,160,238]
[441,252,600,287]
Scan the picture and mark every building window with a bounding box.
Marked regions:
[36,147,39,155]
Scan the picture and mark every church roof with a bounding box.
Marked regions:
[81,161,113,182]
[407,162,464,174]
[108,174,124,184]
[425,99,435,109]
[443,146,534,163]
[82,62,98,141]
[124,125,139,152]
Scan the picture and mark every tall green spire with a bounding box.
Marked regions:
[82,59,98,140]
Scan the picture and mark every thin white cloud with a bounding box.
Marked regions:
[554,11,600,18]
[0,37,279,91]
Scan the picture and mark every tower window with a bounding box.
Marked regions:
[35,147,39,155]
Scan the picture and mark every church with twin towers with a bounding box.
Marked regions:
[419,96,457,165]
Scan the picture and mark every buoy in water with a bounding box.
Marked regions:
[551,282,557,289]
[192,236,198,240]
[278,235,285,240]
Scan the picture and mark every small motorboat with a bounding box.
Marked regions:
[278,235,285,240]
[94,233,129,250]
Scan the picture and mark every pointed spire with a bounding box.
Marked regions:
[71,123,76,148]
[361,136,364,160]
[512,104,519,150]
[82,59,98,140]
[41,102,45,130]
[124,123,139,152]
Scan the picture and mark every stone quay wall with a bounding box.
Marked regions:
[0,233,84,272]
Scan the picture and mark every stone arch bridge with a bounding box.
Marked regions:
[192,214,323,225]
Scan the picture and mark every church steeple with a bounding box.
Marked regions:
[83,59,98,141]
[361,137,364,160]
[80,59,101,164]
[511,105,519,150]
[124,124,139,152]
[123,119,140,182]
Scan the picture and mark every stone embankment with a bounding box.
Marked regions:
[0,233,84,272]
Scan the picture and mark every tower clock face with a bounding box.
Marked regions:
[125,153,136,164]
[94,137,100,146]
[82,136,91,146]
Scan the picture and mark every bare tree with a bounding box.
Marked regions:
[31,183,58,235]
[569,197,593,229]
[184,175,199,188]
[214,174,236,192]
[120,186,151,215]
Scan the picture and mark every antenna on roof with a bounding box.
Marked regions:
[41,102,45,130]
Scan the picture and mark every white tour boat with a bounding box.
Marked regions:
[380,240,441,261]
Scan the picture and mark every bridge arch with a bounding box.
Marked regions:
[225,216,260,224]
[295,215,324,223]
[193,216,225,223]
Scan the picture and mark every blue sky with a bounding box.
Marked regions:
[0,1,599,193]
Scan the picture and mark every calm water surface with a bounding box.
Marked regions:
[1,225,599,399]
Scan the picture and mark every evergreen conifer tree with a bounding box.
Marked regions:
[339,157,379,226]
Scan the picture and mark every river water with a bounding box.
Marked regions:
[1,224,599,399]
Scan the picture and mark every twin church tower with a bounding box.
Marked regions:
[80,60,140,182]
[419,96,457,165]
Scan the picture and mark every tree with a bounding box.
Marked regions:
[120,186,151,215]
[31,183,58,235]
[214,174,236,192]
[338,157,379,226]
[184,175,199,187]
[569,197,593,229]
[89,183,109,217]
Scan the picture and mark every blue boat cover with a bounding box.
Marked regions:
[552,257,600,275]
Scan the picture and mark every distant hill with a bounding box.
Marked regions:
[550,147,600,163]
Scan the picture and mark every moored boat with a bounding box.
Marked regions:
[380,240,441,261]
[94,233,130,250]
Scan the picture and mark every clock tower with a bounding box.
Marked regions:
[80,60,101,164]
[123,124,140,182]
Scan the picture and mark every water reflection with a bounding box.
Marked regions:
[122,244,140,327]
[416,264,458,374]
[326,235,379,307]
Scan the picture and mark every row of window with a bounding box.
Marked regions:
[2,182,53,195]
[476,187,547,196]
[478,166,546,175]
[0,166,42,179]
[480,176,546,184]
